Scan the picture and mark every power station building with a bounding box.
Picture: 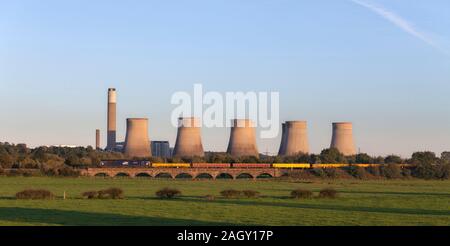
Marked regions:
[152,141,172,158]
[98,88,360,158]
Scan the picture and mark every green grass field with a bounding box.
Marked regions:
[0,177,449,226]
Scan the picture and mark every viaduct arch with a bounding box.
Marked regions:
[81,167,279,180]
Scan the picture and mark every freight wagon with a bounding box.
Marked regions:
[351,164,380,168]
[152,163,191,168]
[99,160,412,170]
[313,164,350,168]
[272,163,311,169]
[232,163,272,168]
[192,163,232,168]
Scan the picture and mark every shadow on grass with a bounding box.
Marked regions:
[0,207,236,226]
[160,197,450,217]
[270,189,450,197]
[339,191,450,197]
[0,196,16,200]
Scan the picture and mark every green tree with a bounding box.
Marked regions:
[32,147,48,162]
[355,153,374,164]
[410,152,438,166]
[373,156,385,164]
[319,148,347,164]
[411,151,439,179]
[64,154,80,167]
[239,155,260,163]
[441,152,450,164]
[0,149,14,168]
[384,155,403,164]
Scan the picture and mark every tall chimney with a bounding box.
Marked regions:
[226,119,259,158]
[173,117,205,157]
[95,129,100,150]
[106,88,117,150]
[278,121,309,156]
[330,122,356,156]
[124,118,151,158]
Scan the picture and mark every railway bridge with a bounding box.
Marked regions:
[81,167,285,180]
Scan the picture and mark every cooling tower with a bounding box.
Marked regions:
[95,129,100,150]
[123,118,151,158]
[226,119,259,157]
[278,123,287,155]
[106,88,117,150]
[330,122,356,156]
[173,117,205,157]
[278,121,309,155]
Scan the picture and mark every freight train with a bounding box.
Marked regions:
[99,161,412,169]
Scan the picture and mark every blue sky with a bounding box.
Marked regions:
[0,0,449,157]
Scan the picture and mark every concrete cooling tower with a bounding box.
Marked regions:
[226,119,259,158]
[173,117,205,157]
[330,122,356,156]
[278,121,309,156]
[123,118,151,158]
[106,88,117,150]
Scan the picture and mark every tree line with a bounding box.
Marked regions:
[0,142,449,179]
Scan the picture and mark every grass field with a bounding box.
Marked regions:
[0,177,449,226]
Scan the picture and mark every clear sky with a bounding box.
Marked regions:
[1,0,449,157]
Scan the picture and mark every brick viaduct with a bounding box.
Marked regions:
[80,167,286,180]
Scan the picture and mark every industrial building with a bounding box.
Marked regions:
[152,141,172,158]
[98,88,358,158]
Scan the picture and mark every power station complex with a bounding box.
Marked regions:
[95,88,357,158]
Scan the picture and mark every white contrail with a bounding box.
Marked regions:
[350,0,440,50]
